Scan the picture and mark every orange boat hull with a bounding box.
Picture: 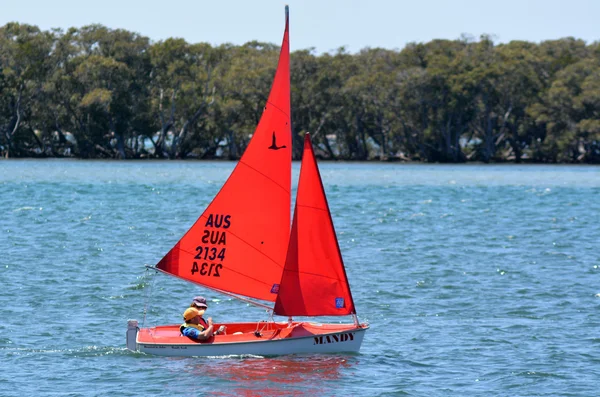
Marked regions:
[132,321,368,357]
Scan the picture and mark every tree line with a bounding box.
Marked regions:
[1,23,599,162]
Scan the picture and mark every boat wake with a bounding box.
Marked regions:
[4,345,127,357]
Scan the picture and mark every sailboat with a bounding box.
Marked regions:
[126,6,368,357]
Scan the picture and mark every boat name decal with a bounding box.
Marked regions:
[143,345,188,350]
[313,332,354,345]
[191,214,231,277]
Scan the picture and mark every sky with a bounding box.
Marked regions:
[2,0,599,53]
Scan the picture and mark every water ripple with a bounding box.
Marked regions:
[1,161,599,396]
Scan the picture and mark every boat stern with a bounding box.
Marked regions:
[126,319,139,351]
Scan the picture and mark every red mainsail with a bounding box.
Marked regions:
[274,134,356,316]
[157,9,291,302]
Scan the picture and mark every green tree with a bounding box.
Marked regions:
[213,41,278,158]
[0,23,53,157]
[530,58,600,162]
[149,39,219,158]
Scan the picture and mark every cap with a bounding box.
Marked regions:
[191,296,208,309]
[183,307,200,322]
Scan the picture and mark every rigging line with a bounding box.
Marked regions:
[264,99,290,120]
[142,266,157,328]
[206,285,275,311]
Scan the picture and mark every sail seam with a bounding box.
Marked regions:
[281,269,346,281]
[238,160,291,195]
[297,204,328,212]
[177,229,286,271]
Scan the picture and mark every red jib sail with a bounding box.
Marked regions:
[157,9,291,302]
[274,134,356,316]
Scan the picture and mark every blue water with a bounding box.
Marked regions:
[1,160,599,396]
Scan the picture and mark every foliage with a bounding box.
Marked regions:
[0,23,599,162]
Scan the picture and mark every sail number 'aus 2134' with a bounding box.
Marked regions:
[194,246,226,261]
[191,261,222,277]
[192,247,225,277]
[191,214,231,277]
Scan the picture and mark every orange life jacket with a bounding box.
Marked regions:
[179,317,209,334]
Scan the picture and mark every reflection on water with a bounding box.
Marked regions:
[192,355,356,396]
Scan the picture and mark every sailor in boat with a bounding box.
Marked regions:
[180,306,226,341]
[189,296,227,335]
[190,296,209,311]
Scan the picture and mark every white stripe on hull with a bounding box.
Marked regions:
[136,328,366,357]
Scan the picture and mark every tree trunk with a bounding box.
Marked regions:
[3,85,23,158]
[483,103,494,163]
[156,89,176,158]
